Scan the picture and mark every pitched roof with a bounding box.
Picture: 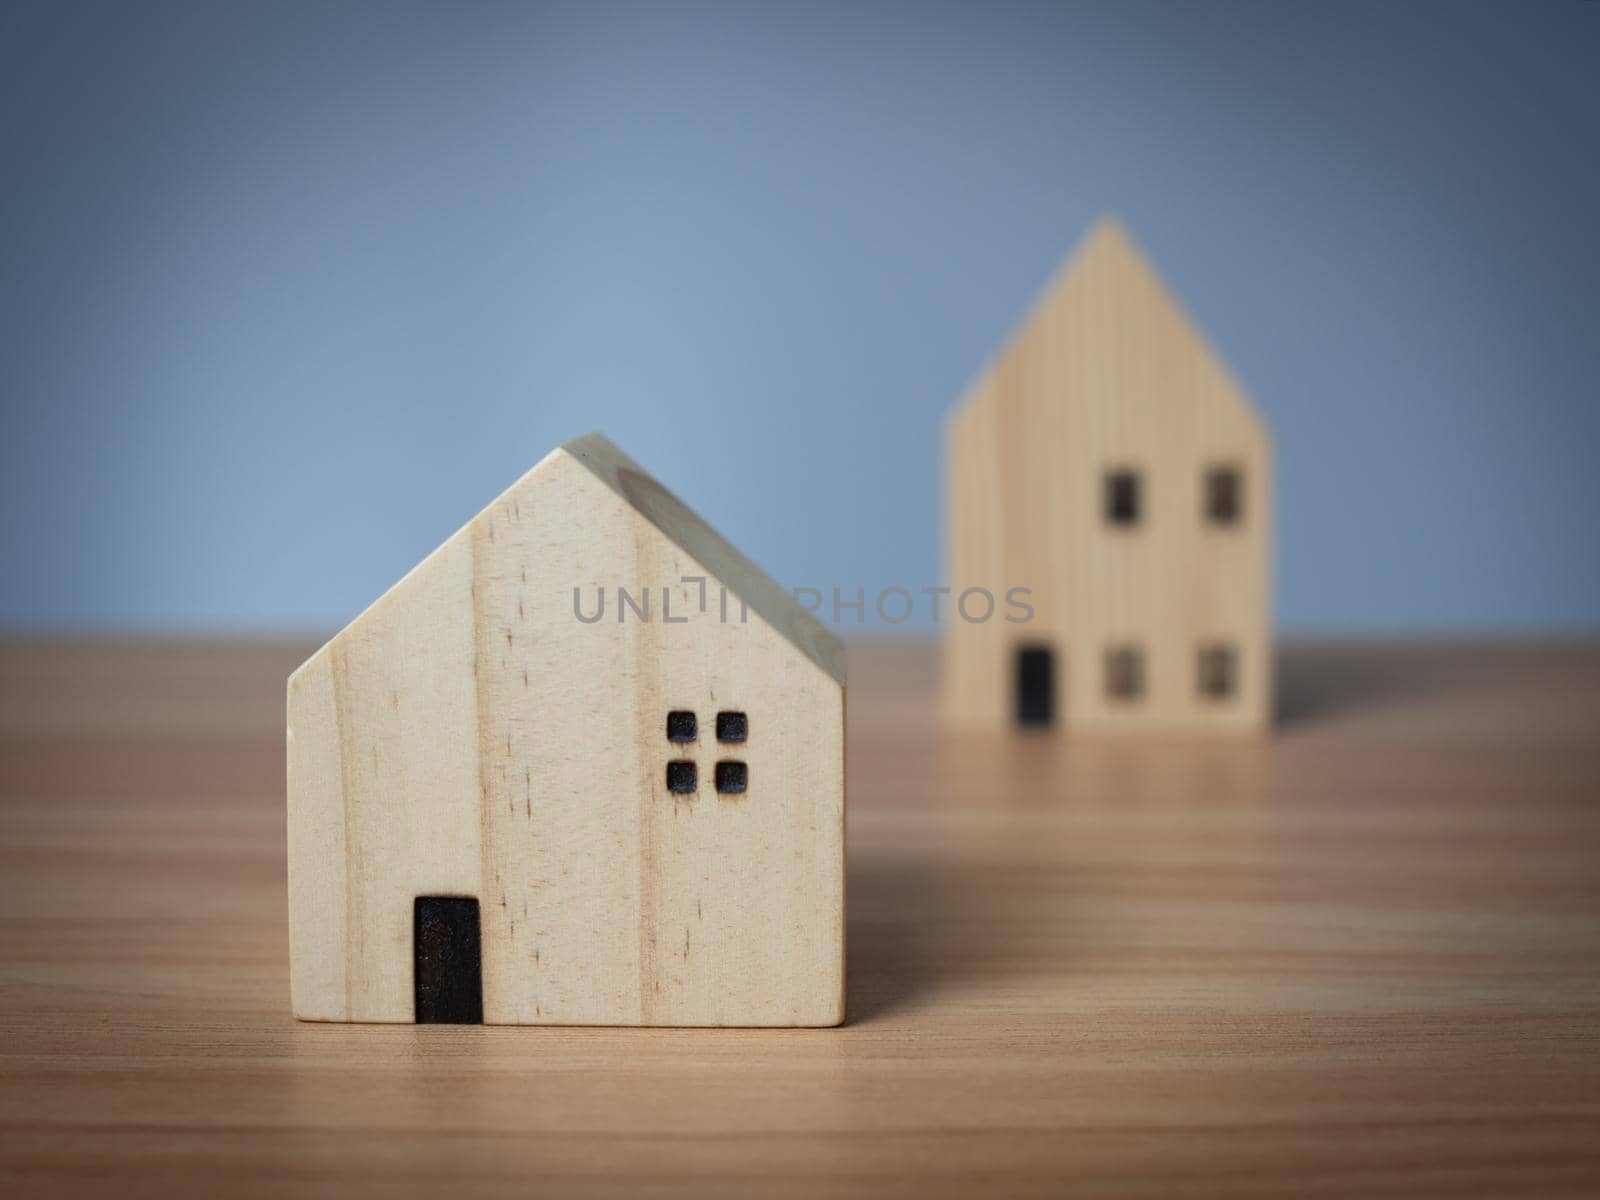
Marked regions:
[953,216,1267,436]
[294,433,845,689]
[561,433,845,687]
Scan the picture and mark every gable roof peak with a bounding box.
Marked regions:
[1059,213,1158,290]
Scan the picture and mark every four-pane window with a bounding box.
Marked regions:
[663,710,749,795]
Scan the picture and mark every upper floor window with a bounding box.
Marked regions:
[1204,465,1243,526]
[1104,468,1142,527]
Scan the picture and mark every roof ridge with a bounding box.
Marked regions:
[559,432,846,687]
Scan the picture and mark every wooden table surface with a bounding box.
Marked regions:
[2,638,1598,1197]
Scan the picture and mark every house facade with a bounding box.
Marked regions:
[288,434,846,1026]
[944,220,1272,735]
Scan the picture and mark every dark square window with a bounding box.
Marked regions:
[716,711,747,743]
[666,710,697,742]
[1105,468,1142,527]
[1205,466,1242,526]
[1105,644,1145,702]
[666,760,697,793]
[1198,643,1238,700]
[714,761,747,794]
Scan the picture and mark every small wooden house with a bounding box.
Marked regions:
[288,434,845,1026]
[944,219,1272,734]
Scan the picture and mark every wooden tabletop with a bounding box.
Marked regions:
[2,638,1598,1197]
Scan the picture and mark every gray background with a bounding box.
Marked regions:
[3,0,1597,634]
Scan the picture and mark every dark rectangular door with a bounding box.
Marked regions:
[1015,645,1055,728]
[414,896,483,1023]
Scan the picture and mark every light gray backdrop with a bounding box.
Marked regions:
[3,0,1597,633]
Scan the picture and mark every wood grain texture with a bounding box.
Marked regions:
[945,218,1272,733]
[288,434,845,1026]
[4,638,1600,1197]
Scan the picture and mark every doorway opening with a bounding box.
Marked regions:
[1014,644,1056,729]
[414,896,483,1023]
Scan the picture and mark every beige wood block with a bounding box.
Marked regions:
[944,217,1273,735]
[287,435,845,1026]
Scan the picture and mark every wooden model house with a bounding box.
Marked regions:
[944,219,1272,734]
[288,434,846,1026]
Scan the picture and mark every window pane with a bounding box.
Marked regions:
[1205,466,1242,525]
[666,760,698,793]
[1197,643,1238,700]
[1105,644,1145,701]
[1105,469,1141,527]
